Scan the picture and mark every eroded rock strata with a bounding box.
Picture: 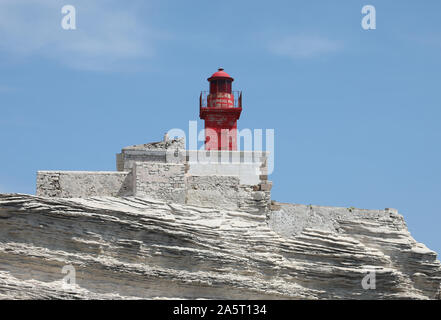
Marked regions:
[0,194,440,299]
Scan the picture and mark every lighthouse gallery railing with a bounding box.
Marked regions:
[200,91,242,108]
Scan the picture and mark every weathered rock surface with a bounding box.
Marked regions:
[0,194,440,299]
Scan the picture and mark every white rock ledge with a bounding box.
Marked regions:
[0,194,440,299]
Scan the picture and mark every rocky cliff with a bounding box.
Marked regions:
[0,193,440,299]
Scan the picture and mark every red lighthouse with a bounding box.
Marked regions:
[199,68,242,150]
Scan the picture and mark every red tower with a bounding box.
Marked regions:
[199,68,242,150]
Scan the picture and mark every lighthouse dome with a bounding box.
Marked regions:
[208,68,234,81]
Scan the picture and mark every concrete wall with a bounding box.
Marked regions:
[132,162,186,204]
[186,175,240,210]
[38,144,272,213]
[117,150,167,171]
[187,150,268,185]
[186,175,271,213]
[116,153,124,171]
[37,171,132,198]
[117,138,186,171]
[117,149,186,171]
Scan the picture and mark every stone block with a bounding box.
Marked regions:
[37,171,133,198]
[133,162,186,204]
[259,182,272,191]
[253,191,265,201]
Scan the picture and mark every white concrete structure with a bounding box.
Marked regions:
[37,137,272,212]
[186,150,268,185]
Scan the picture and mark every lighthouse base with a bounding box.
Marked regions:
[37,138,272,214]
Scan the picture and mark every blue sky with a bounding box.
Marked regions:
[0,0,440,255]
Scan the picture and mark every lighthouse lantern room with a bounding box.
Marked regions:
[199,68,242,151]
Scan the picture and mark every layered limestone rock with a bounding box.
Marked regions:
[0,193,440,299]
